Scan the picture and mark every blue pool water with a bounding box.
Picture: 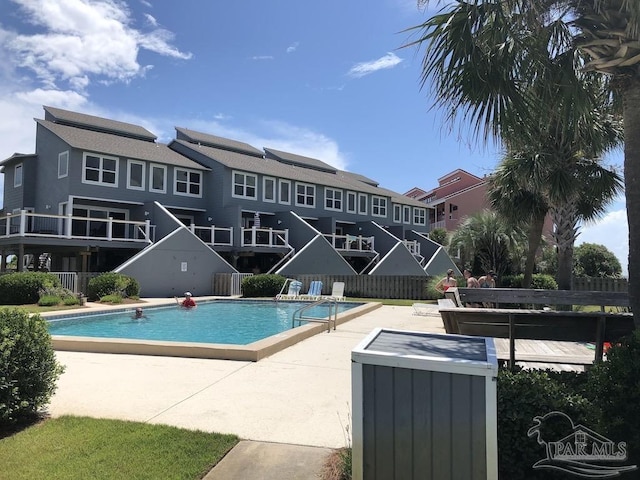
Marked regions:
[47,300,360,345]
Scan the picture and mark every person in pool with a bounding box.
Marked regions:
[132,307,146,319]
[181,292,197,309]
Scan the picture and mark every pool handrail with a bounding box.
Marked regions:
[292,298,338,333]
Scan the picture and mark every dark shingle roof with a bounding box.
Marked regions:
[264,148,337,174]
[43,106,157,141]
[173,140,427,207]
[38,120,208,170]
[175,127,264,157]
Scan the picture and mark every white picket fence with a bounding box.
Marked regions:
[230,273,253,296]
[51,272,78,293]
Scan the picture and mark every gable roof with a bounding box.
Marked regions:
[264,147,337,174]
[175,127,264,157]
[38,120,208,170]
[173,140,427,207]
[44,106,157,141]
[0,153,37,170]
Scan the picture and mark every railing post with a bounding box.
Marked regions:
[284,229,288,246]
[5,215,10,236]
[230,227,234,247]
[66,213,73,238]
[370,237,375,252]
[252,226,257,246]
[269,227,273,246]
[145,220,151,242]
[189,223,195,234]
[107,216,113,240]
[19,210,26,236]
[211,225,216,245]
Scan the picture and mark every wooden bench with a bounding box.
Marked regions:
[440,287,634,368]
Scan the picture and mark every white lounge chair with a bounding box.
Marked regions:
[323,281,346,301]
[276,279,302,300]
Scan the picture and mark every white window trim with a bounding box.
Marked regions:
[403,205,411,224]
[232,170,258,200]
[58,151,69,179]
[149,164,167,194]
[295,182,316,208]
[173,167,203,198]
[358,193,368,215]
[346,191,357,214]
[393,204,402,223]
[127,160,146,191]
[324,187,343,212]
[371,196,387,218]
[263,176,276,203]
[278,179,291,205]
[413,207,426,226]
[82,152,119,188]
[14,163,23,187]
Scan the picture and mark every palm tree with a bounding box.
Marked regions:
[449,210,527,278]
[406,0,639,320]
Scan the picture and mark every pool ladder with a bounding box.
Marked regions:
[292,298,338,333]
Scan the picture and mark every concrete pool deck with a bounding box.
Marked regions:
[48,301,445,448]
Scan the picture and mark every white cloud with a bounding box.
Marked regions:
[3,0,191,93]
[577,206,628,277]
[286,42,299,53]
[251,55,274,61]
[144,13,158,27]
[347,52,403,78]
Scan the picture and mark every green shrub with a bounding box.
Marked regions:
[497,367,594,480]
[99,294,123,304]
[37,295,62,306]
[0,308,65,425]
[63,296,80,306]
[500,273,558,290]
[86,272,140,301]
[0,272,61,305]
[588,331,640,467]
[241,274,288,297]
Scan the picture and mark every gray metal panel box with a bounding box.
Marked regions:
[351,329,498,480]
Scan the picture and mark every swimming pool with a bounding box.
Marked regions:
[46,299,381,361]
[47,300,359,344]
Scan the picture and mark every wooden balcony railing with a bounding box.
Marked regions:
[323,234,375,253]
[0,210,154,243]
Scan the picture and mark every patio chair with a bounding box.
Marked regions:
[301,280,323,300]
[276,279,302,300]
[322,281,346,301]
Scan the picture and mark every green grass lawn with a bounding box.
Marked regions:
[0,416,238,480]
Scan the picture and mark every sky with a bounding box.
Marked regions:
[0,0,628,275]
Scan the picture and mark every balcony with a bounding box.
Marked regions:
[0,210,154,243]
[402,239,421,256]
[241,227,289,248]
[190,225,234,246]
[323,233,375,253]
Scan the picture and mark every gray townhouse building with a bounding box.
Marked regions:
[0,106,457,296]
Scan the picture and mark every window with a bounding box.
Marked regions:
[263,177,276,202]
[413,207,426,225]
[403,205,411,224]
[127,160,145,190]
[295,182,315,207]
[358,193,368,215]
[346,191,357,213]
[82,153,118,187]
[149,164,166,193]
[14,164,23,187]
[174,167,202,197]
[393,204,402,223]
[58,151,69,178]
[371,196,387,217]
[279,179,291,205]
[325,188,343,211]
[232,171,257,199]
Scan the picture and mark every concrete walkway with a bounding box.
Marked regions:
[48,304,445,478]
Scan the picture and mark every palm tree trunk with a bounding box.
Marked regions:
[523,212,546,288]
[552,203,579,291]
[623,77,640,328]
